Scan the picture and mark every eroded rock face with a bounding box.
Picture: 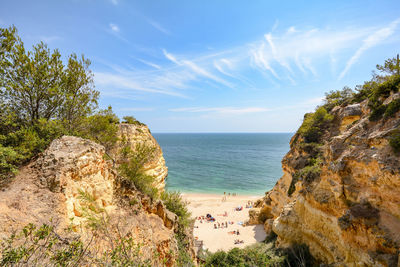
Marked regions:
[257,96,400,266]
[110,123,168,191]
[0,135,178,266]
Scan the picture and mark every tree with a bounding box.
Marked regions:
[1,39,64,125]
[324,86,354,111]
[0,25,99,184]
[82,106,120,152]
[59,53,99,133]
[122,116,137,124]
[376,55,400,78]
[118,142,158,199]
[0,26,98,127]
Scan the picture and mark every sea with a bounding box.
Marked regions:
[153,133,292,196]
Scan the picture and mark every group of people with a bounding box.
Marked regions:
[235,206,243,211]
[221,192,238,202]
[214,221,234,229]
[228,230,240,235]
[245,201,253,209]
[224,192,238,196]
[197,214,216,223]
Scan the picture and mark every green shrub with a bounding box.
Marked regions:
[283,243,317,267]
[299,164,321,184]
[175,232,195,267]
[0,223,86,266]
[389,130,400,154]
[288,157,321,196]
[384,98,400,118]
[161,191,192,228]
[122,116,145,126]
[287,176,298,197]
[323,87,354,111]
[204,250,229,267]
[369,104,387,121]
[161,191,194,266]
[0,221,153,266]
[118,143,158,199]
[0,145,21,186]
[81,106,119,152]
[203,243,285,266]
[298,107,333,143]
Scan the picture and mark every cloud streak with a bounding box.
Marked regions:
[95,19,399,100]
[109,23,120,33]
[163,49,234,88]
[147,18,170,35]
[94,71,187,98]
[339,18,400,80]
[39,35,61,43]
[136,58,161,69]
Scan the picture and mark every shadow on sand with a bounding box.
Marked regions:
[252,224,267,242]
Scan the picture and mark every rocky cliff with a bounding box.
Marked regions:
[111,123,168,191]
[0,127,179,265]
[253,93,400,266]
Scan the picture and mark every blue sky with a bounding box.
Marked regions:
[1,0,400,132]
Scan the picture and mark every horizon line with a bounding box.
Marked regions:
[152,131,295,134]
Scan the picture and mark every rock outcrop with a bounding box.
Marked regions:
[0,132,178,266]
[255,94,400,266]
[111,123,168,191]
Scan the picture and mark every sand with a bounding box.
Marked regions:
[183,193,266,253]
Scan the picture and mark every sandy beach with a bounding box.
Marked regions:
[183,193,266,253]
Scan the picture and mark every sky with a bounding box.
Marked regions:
[1,0,400,132]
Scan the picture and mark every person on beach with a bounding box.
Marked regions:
[237,229,240,235]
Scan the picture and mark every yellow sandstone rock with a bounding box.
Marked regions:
[254,96,400,266]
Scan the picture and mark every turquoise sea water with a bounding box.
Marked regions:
[153,133,292,195]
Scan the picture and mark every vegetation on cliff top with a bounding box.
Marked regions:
[1,25,195,266]
[297,55,399,147]
[200,239,317,267]
[288,55,400,197]
[0,26,133,186]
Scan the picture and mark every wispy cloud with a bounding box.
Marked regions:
[107,23,130,43]
[96,20,399,100]
[110,0,118,5]
[339,18,400,80]
[94,71,187,98]
[136,58,161,69]
[214,59,235,78]
[163,49,180,64]
[287,26,297,34]
[39,35,61,43]
[147,18,170,35]
[163,49,234,88]
[109,23,120,33]
[271,20,279,32]
[250,27,371,81]
[169,107,270,115]
[251,42,279,79]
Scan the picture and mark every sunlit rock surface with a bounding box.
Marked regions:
[256,94,400,266]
